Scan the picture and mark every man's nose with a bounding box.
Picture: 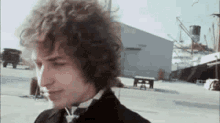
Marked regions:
[39,65,54,87]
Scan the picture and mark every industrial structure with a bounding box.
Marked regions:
[119,23,174,79]
[171,43,213,71]
[170,14,220,82]
[104,0,174,79]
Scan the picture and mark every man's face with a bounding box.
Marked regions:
[31,36,94,109]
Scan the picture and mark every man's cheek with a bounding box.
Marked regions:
[69,91,81,100]
[55,74,73,85]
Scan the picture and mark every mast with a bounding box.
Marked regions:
[211,14,220,52]
[212,23,216,51]
[204,35,210,54]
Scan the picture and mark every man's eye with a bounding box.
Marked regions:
[53,63,65,66]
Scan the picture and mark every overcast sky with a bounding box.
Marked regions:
[1,0,219,51]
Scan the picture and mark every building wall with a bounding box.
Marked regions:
[120,23,173,79]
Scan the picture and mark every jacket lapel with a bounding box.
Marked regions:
[45,88,120,123]
[76,88,121,122]
[46,109,65,123]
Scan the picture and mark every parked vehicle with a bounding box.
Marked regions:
[2,48,22,68]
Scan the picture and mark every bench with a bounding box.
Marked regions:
[133,76,155,89]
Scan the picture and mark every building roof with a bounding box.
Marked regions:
[118,22,173,43]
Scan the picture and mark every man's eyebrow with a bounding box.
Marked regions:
[32,56,64,63]
[46,56,63,62]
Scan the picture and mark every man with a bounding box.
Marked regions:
[17,0,151,122]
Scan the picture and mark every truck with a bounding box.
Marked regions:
[2,48,22,68]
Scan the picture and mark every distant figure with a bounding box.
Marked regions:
[17,0,150,123]
[30,77,40,96]
[30,77,48,100]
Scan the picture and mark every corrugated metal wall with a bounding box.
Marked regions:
[120,23,174,79]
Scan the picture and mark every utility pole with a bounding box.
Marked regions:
[211,14,220,52]
[108,0,112,12]
[215,55,218,79]
[212,23,216,51]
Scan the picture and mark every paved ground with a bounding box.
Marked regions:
[1,64,219,123]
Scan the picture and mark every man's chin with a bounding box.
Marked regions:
[46,96,79,109]
[44,95,65,109]
[50,100,71,109]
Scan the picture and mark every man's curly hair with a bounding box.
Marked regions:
[18,0,122,92]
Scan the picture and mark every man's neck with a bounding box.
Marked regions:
[69,83,97,108]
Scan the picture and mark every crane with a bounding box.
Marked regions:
[179,28,184,43]
[167,34,191,53]
[176,17,207,54]
[168,34,193,68]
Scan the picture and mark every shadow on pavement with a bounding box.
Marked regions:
[19,95,47,100]
[124,86,180,94]
[1,76,31,84]
[173,100,219,110]
[7,67,30,70]
[131,109,159,114]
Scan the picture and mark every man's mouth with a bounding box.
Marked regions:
[43,90,64,101]
[48,90,63,95]
[41,89,63,95]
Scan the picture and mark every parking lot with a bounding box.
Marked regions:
[1,64,219,123]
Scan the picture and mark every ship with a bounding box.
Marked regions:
[170,15,220,83]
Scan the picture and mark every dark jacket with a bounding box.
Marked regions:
[34,88,151,123]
